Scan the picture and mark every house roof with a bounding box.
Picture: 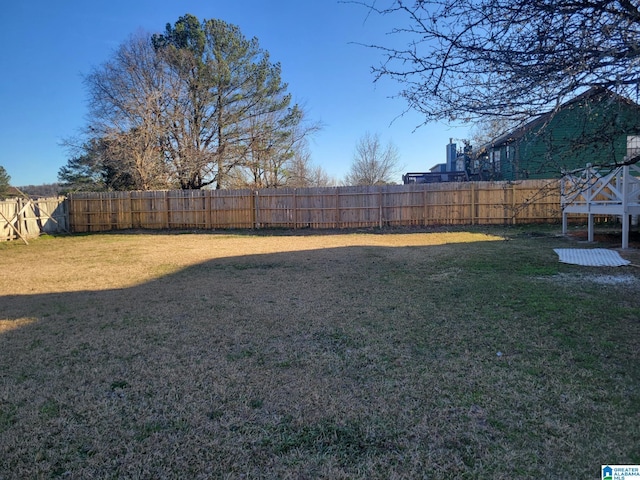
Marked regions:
[482,87,640,150]
[1,186,22,199]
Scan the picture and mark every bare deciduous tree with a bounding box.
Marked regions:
[237,106,322,188]
[355,0,640,124]
[343,132,402,185]
[84,33,172,190]
[286,148,336,188]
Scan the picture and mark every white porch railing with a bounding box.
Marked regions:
[561,163,640,248]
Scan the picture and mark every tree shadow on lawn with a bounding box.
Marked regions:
[1,242,638,479]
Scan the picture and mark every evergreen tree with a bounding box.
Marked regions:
[151,15,296,189]
[61,14,317,191]
[0,166,11,198]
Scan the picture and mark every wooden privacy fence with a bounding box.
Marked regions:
[1,197,69,243]
[67,180,561,233]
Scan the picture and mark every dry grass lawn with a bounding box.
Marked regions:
[1,228,639,479]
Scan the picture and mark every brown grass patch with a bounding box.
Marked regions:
[0,318,38,334]
[0,231,500,294]
[1,228,638,478]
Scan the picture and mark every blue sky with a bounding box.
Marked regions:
[0,0,469,187]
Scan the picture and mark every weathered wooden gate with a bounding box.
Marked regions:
[0,197,69,244]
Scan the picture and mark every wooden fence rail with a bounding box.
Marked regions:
[67,180,562,233]
[1,197,70,242]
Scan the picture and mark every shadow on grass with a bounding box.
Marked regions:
[1,240,639,479]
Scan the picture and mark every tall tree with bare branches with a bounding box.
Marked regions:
[344,132,402,185]
[356,0,640,124]
[81,33,172,190]
[286,148,336,188]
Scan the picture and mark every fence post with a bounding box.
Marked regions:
[163,191,169,229]
[293,188,297,229]
[18,198,26,238]
[470,183,475,225]
[335,189,340,228]
[126,192,131,229]
[254,190,260,229]
[422,186,427,226]
[512,183,517,225]
[67,193,75,233]
[379,187,383,229]
[205,190,211,229]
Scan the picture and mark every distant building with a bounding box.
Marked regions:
[403,87,640,184]
[477,87,640,180]
[402,170,467,184]
[402,139,468,184]
[0,186,22,199]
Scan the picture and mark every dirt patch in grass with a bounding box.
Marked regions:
[566,225,640,248]
[547,273,639,286]
[1,229,639,478]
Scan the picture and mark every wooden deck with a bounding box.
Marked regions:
[561,163,640,248]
